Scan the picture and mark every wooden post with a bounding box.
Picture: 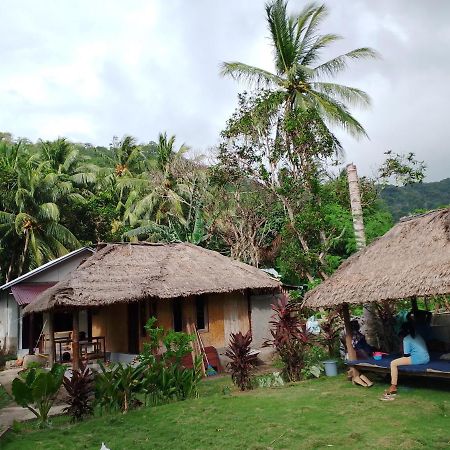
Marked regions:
[28,313,35,355]
[342,304,357,361]
[72,310,80,370]
[411,297,418,312]
[48,312,55,367]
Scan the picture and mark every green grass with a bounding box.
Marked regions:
[1,375,450,449]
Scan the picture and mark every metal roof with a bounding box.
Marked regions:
[0,247,93,290]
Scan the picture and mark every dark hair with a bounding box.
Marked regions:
[350,320,360,333]
[399,321,416,339]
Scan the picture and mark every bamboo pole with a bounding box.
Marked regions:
[72,310,80,370]
[48,312,55,367]
[342,304,357,361]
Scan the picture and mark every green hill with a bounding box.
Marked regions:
[380,178,450,221]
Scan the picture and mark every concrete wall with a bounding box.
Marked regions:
[250,293,279,348]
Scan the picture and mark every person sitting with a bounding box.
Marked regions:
[384,321,430,399]
[350,320,375,359]
[340,319,374,387]
[340,319,374,360]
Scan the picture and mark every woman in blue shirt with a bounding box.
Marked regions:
[384,321,430,398]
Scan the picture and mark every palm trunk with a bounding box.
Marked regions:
[346,163,378,347]
[16,232,30,279]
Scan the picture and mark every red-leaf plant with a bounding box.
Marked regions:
[264,294,310,382]
[225,331,258,391]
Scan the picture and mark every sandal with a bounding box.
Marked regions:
[383,385,397,396]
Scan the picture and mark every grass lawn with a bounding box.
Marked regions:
[1,374,450,449]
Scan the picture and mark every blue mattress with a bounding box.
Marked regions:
[347,353,450,374]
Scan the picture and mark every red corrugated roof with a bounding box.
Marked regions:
[11,283,56,306]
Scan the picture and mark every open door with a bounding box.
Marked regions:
[127,303,140,354]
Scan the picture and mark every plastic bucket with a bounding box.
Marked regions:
[323,360,338,377]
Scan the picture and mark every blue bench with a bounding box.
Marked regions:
[347,353,450,379]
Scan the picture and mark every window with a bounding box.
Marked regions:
[196,297,208,331]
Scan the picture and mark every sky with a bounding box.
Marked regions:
[0,0,449,181]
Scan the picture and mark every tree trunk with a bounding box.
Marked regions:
[346,163,378,347]
[346,164,366,249]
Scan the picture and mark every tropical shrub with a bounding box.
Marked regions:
[225,331,258,391]
[11,364,65,427]
[301,346,328,379]
[318,310,342,357]
[139,318,202,405]
[264,295,309,382]
[95,317,202,412]
[252,372,284,389]
[63,364,95,422]
[95,362,145,413]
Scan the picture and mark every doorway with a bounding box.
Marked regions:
[127,303,140,354]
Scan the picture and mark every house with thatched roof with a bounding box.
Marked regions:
[24,242,280,366]
[304,208,450,377]
[0,247,93,355]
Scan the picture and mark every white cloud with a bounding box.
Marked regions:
[0,0,448,180]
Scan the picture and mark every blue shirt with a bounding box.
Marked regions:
[403,334,430,365]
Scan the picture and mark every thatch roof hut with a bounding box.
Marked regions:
[304,208,450,308]
[24,242,280,314]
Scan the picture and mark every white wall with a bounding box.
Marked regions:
[0,249,92,355]
[0,290,19,352]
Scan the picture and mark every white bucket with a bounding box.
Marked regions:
[323,360,338,377]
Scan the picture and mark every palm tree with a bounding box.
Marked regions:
[124,133,190,227]
[0,161,80,280]
[221,0,377,138]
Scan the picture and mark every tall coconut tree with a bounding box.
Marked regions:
[221,0,377,138]
[0,151,80,281]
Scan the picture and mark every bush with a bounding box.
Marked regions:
[252,372,284,388]
[95,362,145,413]
[95,317,202,413]
[301,346,328,379]
[63,364,95,422]
[264,294,309,382]
[225,331,258,391]
[11,364,65,427]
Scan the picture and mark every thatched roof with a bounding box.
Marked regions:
[24,242,280,313]
[304,208,450,308]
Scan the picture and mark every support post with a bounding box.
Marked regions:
[411,297,418,312]
[342,304,357,361]
[28,313,35,355]
[48,312,55,367]
[72,310,80,370]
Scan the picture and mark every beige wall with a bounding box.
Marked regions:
[92,304,128,353]
[90,292,252,354]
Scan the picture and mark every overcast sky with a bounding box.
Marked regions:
[1,1,449,181]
